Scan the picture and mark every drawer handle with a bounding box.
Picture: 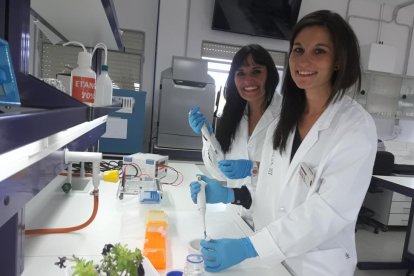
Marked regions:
[403,207,411,211]
[401,219,409,222]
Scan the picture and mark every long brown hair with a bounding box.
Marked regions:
[273,10,361,152]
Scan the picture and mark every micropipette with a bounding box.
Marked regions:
[200,124,226,181]
[196,176,207,239]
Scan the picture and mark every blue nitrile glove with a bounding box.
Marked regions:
[189,175,234,204]
[200,237,258,272]
[218,159,253,179]
[188,106,213,135]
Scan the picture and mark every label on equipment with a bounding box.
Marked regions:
[72,76,96,103]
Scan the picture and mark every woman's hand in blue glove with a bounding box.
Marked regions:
[189,175,234,204]
[200,237,258,272]
[218,159,253,179]
[188,106,212,135]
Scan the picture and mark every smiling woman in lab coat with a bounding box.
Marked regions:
[190,10,377,275]
[188,44,281,227]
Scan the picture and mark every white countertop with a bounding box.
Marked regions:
[374,174,414,190]
[22,162,291,276]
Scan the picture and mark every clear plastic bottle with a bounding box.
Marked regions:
[63,41,96,106]
[95,64,113,106]
[183,254,204,276]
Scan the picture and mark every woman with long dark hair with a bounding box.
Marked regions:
[189,44,280,227]
[191,10,377,275]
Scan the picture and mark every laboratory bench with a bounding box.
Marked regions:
[358,175,414,271]
[21,162,292,276]
[362,141,414,228]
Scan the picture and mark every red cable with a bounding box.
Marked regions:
[25,193,99,235]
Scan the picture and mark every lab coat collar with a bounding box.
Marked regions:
[247,95,281,141]
[283,95,348,182]
[250,106,276,141]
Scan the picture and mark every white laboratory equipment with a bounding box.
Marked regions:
[123,152,168,179]
[155,56,216,155]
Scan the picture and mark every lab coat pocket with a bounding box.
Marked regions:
[285,247,356,276]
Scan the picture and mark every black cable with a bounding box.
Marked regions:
[69,160,123,174]
[123,163,141,178]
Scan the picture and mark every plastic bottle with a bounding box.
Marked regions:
[95,65,113,106]
[93,43,113,106]
[63,41,96,105]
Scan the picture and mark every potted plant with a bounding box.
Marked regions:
[55,243,145,276]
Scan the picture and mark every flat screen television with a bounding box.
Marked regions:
[211,0,302,41]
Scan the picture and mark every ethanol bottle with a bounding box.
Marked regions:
[63,41,96,105]
[95,64,113,106]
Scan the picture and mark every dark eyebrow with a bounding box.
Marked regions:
[236,64,265,71]
[315,43,331,49]
[293,42,331,49]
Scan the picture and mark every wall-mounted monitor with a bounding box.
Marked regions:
[211,0,302,41]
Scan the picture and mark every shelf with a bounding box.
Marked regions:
[0,106,88,156]
[361,70,414,119]
[31,0,123,50]
[0,73,121,156]
[0,2,123,275]
[364,70,414,80]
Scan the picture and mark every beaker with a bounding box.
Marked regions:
[183,254,204,276]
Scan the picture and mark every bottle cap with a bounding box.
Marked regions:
[77,51,92,67]
[166,271,183,276]
[101,64,109,71]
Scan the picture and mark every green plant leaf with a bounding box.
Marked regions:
[56,243,143,276]
[71,256,97,276]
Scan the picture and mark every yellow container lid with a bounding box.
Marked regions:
[103,169,119,183]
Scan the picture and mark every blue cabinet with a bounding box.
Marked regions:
[98,89,146,154]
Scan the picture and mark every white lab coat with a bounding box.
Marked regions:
[202,96,281,226]
[249,95,377,276]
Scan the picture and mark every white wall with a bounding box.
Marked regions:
[345,1,414,144]
[113,0,159,152]
[114,0,414,151]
